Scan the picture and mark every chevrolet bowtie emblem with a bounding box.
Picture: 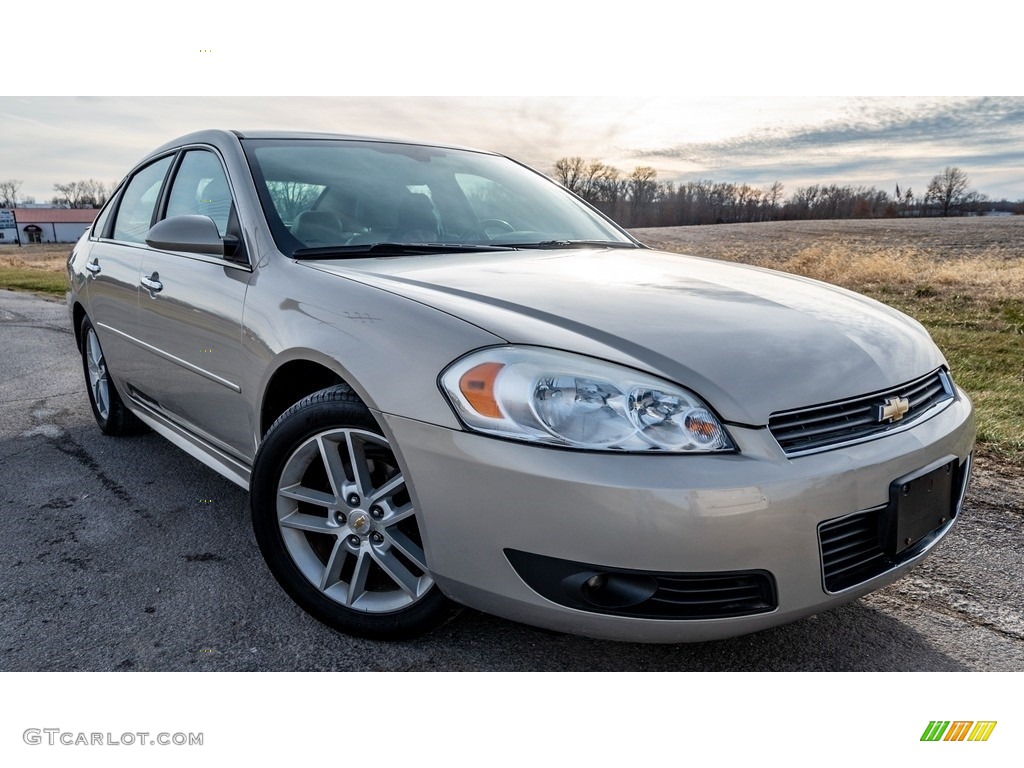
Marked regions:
[877,395,910,423]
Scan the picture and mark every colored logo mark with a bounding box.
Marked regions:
[921,721,997,742]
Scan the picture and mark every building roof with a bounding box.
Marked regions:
[11,208,100,224]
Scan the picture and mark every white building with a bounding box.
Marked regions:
[1,208,99,244]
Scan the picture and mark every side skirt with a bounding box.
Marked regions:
[127,396,252,490]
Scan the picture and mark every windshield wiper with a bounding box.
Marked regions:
[510,240,639,250]
[292,242,518,259]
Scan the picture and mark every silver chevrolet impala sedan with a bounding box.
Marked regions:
[67,130,975,642]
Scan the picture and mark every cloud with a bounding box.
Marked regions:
[629,97,1024,198]
[2,96,1022,203]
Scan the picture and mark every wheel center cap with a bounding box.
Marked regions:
[349,512,371,535]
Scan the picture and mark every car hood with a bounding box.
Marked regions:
[305,248,945,425]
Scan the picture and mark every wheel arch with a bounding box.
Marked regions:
[71,300,88,349]
[257,352,375,440]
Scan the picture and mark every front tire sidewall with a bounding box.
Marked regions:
[251,388,451,640]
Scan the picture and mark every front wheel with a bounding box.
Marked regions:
[250,386,454,639]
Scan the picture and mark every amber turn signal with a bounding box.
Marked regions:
[458,362,505,418]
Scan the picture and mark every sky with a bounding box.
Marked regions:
[3,95,1022,204]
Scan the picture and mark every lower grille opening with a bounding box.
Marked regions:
[819,508,893,592]
[505,549,777,620]
[819,454,971,592]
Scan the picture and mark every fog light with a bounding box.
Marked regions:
[585,573,607,591]
[579,571,657,608]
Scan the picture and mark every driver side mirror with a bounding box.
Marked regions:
[145,215,243,261]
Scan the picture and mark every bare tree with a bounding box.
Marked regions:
[51,179,110,208]
[552,157,586,193]
[578,161,619,203]
[764,181,784,220]
[626,166,658,226]
[926,167,972,217]
[902,186,915,215]
[52,181,88,208]
[82,179,111,208]
[592,166,624,203]
[0,179,22,208]
[551,158,625,208]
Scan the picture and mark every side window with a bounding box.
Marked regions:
[166,150,233,237]
[89,193,116,240]
[112,156,173,244]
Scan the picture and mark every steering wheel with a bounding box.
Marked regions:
[460,219,515,241]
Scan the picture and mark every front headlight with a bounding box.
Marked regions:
[439,347,734,453]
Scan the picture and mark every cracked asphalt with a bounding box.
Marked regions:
[1,288,1022,671]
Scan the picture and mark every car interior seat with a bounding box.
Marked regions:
[291,210,347,246]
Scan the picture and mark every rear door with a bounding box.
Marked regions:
[85,155,174,384]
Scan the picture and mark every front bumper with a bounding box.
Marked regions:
[380,391,975,643]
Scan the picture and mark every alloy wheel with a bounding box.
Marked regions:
[85,327,111,421]
[274,427,433,613]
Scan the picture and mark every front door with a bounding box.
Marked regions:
[129,149,254,458]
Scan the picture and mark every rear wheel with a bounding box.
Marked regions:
[251,385,454,639]
[79,315,146,436]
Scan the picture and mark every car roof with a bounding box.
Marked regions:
[146,129,497,160]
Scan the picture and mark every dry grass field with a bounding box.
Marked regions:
[0,243,70,294]
[3,217,1022,464]
[633,216,1024,302]
[0,242,71,264]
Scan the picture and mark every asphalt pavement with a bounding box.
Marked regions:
[1,288,1022,671]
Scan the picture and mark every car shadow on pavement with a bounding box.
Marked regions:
[419,601,972,672]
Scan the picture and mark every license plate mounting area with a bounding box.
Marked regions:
[882,457,958,555]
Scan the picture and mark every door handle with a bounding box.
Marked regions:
[85,259,101,276]
[140,272,163,293]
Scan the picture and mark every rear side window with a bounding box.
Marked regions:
[89,194,116,240]
[166,150,233,237]
[112,156,173,243]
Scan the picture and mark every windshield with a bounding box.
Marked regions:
[241,139,637,257]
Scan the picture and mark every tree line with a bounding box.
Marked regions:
[550,158,1022,227]
[2,165,1020,228]
[0,179,114,209]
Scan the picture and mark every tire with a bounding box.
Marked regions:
[79,315,147,436]
[250,385,455,640]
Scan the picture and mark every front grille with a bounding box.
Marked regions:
[769,369,954,456]
[505,549,777,620]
